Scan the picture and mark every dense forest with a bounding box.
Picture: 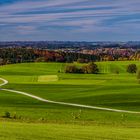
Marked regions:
[0,47,140,65]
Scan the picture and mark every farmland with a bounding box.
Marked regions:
[0,61,140,139]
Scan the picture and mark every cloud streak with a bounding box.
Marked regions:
[0,0,140,41]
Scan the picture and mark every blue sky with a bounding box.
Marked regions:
[0,0,140,41]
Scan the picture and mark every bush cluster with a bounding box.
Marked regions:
[65,63,99,74]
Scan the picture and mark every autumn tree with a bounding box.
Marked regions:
[82,62,99,74]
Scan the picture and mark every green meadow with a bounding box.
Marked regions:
[0,61,140,140]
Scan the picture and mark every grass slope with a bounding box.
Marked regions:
[0,61,140,139]
[1,122,140,140]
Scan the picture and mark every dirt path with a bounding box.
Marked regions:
[0,77,140,114]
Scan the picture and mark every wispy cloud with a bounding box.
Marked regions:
[0,0,140,41]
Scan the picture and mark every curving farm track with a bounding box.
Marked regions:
[0,77,140,114]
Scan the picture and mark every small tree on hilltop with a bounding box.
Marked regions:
[127,64,137,74]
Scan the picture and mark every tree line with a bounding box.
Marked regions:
[0,48,100,65]
[0,48,140,66]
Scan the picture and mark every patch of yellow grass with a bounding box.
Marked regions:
[38,75,58,82]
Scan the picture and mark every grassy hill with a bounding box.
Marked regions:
[0,61,140,139]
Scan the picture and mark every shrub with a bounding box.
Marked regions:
[13,112,18,119]
[82,62,99,74]
[65,65,78,73]
[127,64,137,74]
[4,112,11,118]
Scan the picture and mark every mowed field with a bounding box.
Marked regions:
[0,61,140,140]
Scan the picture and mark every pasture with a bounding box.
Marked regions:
[0,61,140,139]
